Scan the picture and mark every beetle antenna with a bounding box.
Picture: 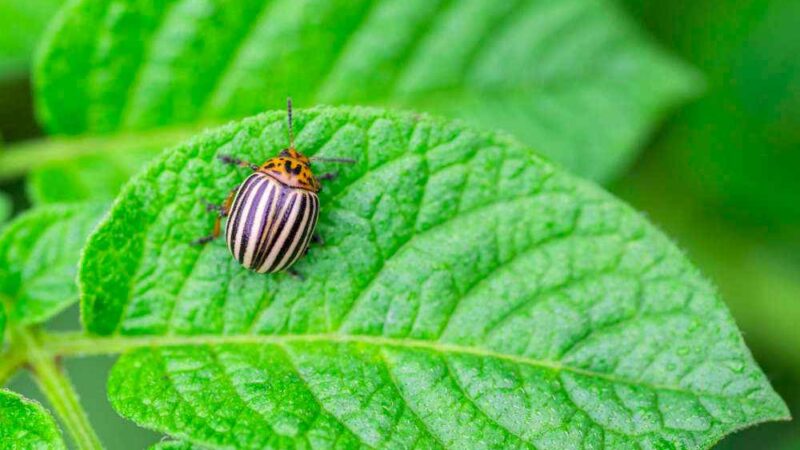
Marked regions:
[310,156,356,164]
[287,97,294,149]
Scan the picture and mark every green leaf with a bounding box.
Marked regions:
[81,107,787,448]
[0,0,64,78]
[0,389,66,449]
[0,203,106,325]
[35,0,700,183]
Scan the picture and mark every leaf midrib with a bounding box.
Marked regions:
[43,332,758,403]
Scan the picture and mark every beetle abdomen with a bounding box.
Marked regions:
[225,173,319,273]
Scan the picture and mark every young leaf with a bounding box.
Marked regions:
[0,203,106,325]
[81,107,787,448]
[0,389,66,449]
[35,0,700,182]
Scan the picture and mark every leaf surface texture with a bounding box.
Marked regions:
[80,108,787,449]
[0,390,66,449]
[0,203,106,324]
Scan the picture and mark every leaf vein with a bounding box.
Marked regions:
[49,333,766,404]
[442,355,537,448]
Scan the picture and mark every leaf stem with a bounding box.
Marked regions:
[0,350,25,385]
[16,328,103,450]
[0,124,203,179]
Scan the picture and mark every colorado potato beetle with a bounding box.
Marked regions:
[194,99,354,275]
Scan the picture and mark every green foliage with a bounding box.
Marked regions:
[0,0,790,447]
[0,0,64,77]
[81,108,787,448]
[0,203,106,325]
[0,389,66,449]
[35,0,699,183]
[624,0,800,225]
[679,1,800,224]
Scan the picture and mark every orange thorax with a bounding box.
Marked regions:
[257,148,320,192]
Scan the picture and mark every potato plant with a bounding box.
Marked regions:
[0,0,790,449]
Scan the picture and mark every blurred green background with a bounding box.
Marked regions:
[0,0,798,448]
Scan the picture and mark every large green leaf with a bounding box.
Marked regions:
[35,0,699,183]
[0,203,106,325]
[0,389,66,449]
[81,108,787,448]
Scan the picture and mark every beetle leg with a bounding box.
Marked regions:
[318,172,338,181]
[192,214,223,245]
[219,187,237,216]
[302,233,325,256]
[205,201,224,214]
[192,235,215,246]
[286,267,306,281]
[218,154,260,171]
[193,188,237,246]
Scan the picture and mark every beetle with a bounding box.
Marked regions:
[194,98,354,276]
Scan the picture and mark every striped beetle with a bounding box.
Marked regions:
[194,99,354,276]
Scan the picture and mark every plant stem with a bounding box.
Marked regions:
[0,124,203,179]
[0,350,25,385]
[16,328,103,450]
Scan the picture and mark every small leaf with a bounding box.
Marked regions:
[35,0,700,182]
[0,389,66,449]
[0,203,106,324]
[82,108,787,448]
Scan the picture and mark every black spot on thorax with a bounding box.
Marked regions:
[285,160,303,175]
